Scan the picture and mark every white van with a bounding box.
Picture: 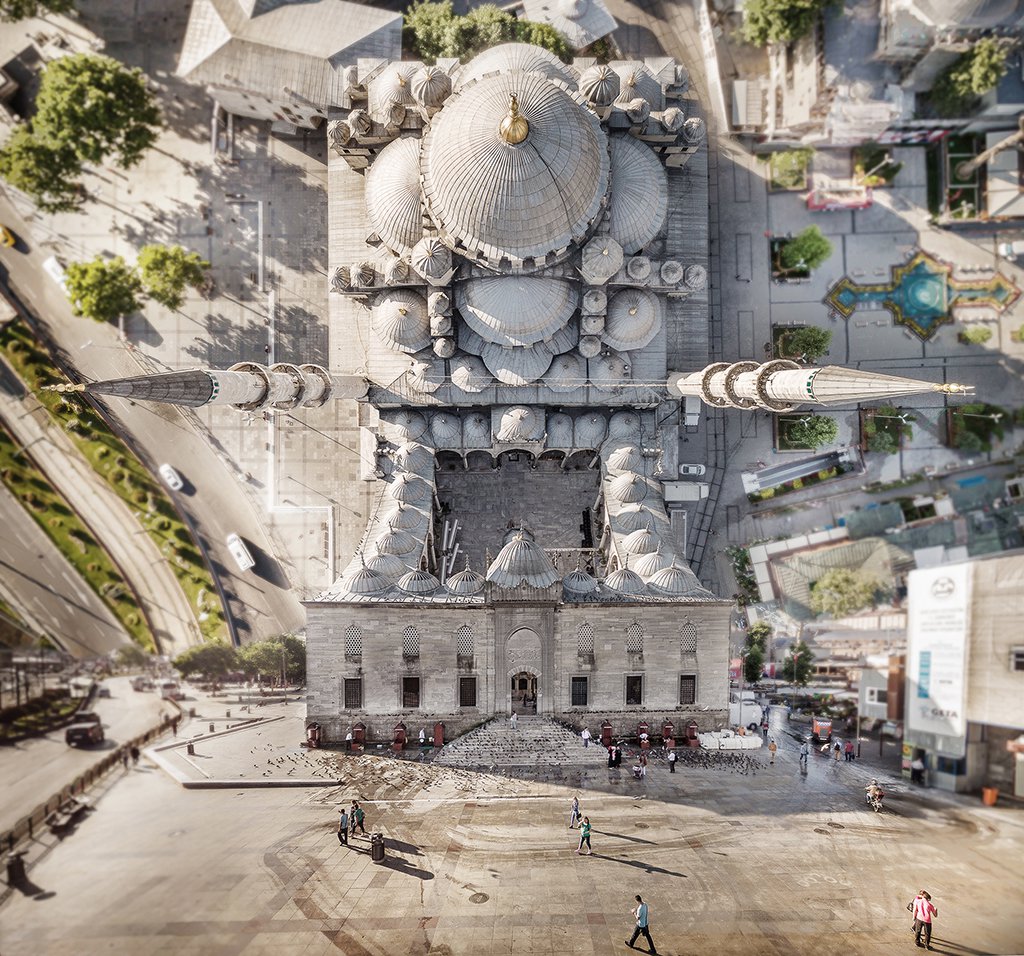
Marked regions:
[42,255,69,294]
[997,240,1024,261]
[158,679,184,700]
[226,533,255,572]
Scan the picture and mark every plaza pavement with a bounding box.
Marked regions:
[1,697,1023,956]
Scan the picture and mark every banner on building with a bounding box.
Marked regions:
[906,563,971,751]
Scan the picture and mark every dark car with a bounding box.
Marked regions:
[65,712,104,747]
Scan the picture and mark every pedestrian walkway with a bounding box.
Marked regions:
[434,716,609,770]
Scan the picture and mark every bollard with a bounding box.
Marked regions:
[370,832,385,864]
[189,707,196,717]
[226,710,231,719]
[186,742,195,756]
[6,851,27,885]
[209,722,215,733]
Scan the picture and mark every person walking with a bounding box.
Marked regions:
[608,745,616,768]
[799,740,809,770]
[844,740,855,762]
[908,890,938,949]
[911,755,925,784]
[768,738,777,765]
[667,749,677,773]
[130,745,140,766]
[121,748,130,770]
[639,752,648,778]
[337,806,349,846]
[510,712,518,731]
[345,730,353,752]
[833,741,842,762]
[626,895,657,953]
[419,728,426,747]
[581,727,591,748]
[171,716,179,736]
[353,801,366,836]
[569,795,582,829]
[576,816,592,854]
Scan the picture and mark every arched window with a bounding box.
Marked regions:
[626,621,644,654]
[402,626,420,658]
[680,622,698,655]
[577,622,595,656]
[344,624,362,658]
[456,625,474,657]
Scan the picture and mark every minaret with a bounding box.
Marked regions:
[667,361,970,412]
[47,363,366,411]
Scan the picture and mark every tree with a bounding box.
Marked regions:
[866,430,898,454]
[0,127,83,213]
[404,0,456,61]
[514,20,572,61]
[742,644,764,685]
[960,326,993,345]
[809,568,882,617]
[742,0,834,46]
[932,39,1011,117]
[138,245,210,310]
[953,429,986,452]
[65,256,143,323]
[33,53,161,169]
[780,225,833,271]
[781,640,813,686]
[239,634,305,684]
[747,620,772,651]
[785,414,838,449]
[115,643,151,669]
[0,0,74,20]
[173,640,239,680]
[783,326,831,361]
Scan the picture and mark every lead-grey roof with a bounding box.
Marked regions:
[371,290,430,353]
[486,531,560,588]
[603,289,663,352]
[365,137,423,256]
[456,277,578,347]
[481,340,554,385]
[456,42,575,89]
[606,135,668,254]
[420,70,610,268]
[520,0,617,49]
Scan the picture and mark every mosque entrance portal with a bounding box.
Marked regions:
[511,671,537,714]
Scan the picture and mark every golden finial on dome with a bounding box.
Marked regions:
[499,93,529,144]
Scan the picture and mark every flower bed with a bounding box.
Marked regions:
[747,463,850,503]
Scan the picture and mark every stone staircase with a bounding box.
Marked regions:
[434,716,609,770]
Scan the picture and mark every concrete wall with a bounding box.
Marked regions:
[305,598,732,743]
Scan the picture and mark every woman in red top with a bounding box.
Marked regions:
[910,890,938,950]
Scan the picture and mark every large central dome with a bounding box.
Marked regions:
[420,67,610,269]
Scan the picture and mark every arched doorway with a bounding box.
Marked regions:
[510,671,537,713]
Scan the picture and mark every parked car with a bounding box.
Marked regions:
[130,676,154,692]
[158,463,183,491]
[997,240,1024,260]
[226,533,255,572]
[65,712,104,747]
[679,463,707,476]
[0,224,15,247]
[42,255,69,294]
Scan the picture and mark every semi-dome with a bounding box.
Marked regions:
[497,405,544,443]
[633,547,673,577]
[578,64,620,107]
[412,65,452,109]
[486,531,559,588]
[384,502,425,531]
[365,138,422,256]
[608,410,642,437]
[387,410,428,441]
[606,136,668,254]
[450,353,492,393]
[429,412,462,446]
[364,552,409,580]
[622,527,658,555]
[604,566,646,595]
[411,237,452,281]
[372,291,430,353]
[462,412,491,447]
[389,473,429,503]
[481,340,553,385]
[604,289,662,352]
[408,356,447,393]
[649,560,704,596]
[543,351,586,392]
[608,471,648,503]
[376,522,420,555]
[563,566,599,594]
[342,562,389,595]
[581,236,624,283]
[397,568,440,594]
[613,62,664,109]
[456,277,578,347]
[421,71,609,268]
[384,256,411,284]
[605,442,642,471]
[612,503,658,533]
[546,411,573,448]
[574,412,607,448]
[588,350,630,391]
[457,42,575,89]
[446,564,485,595]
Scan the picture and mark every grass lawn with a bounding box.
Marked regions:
[0,320,226,645]
[766,149,812,191]
[0,420,153,650]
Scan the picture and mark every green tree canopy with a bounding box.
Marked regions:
[747,620,772,651]
[781,640,813,685]
[786,414,838,449]
[865,430,898,454]
[65,255,143,323]
[742,0,834,46]
[138,244,210,310]
[809,568,882,617]
[0,0,73,21]
[115,643,151,668]
[953,429,986,452]
[780,225,834,271]
[0,127,83,213]
[932,39,1011,116]
[960,325,993,345]
[514,20,572,60]
[33,53,161,169]
[784,326,831,361]
[173,640,240,680]
[239,634,305,684]
[743,644,765,685]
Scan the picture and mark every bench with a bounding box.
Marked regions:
[46,796,92,833]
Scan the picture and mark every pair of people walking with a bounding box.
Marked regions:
[908,890,938,950]
[338,801,365,844]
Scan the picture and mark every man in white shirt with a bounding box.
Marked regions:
[626,895,657,953]
[581,727,591,748]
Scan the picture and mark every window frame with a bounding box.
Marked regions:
[459,676,477,708]
[343,677,362,710]
[679,673,697,706]
[571,676,589,707]
[402,676,421,709]
[625,674,643,706]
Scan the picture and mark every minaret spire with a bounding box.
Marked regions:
[667,361,970,412]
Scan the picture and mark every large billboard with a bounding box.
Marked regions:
[906,563,971,754]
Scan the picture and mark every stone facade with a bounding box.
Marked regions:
[305,593,731,743]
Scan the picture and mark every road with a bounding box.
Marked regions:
[0,483,127,657]
[0,196,304,644]
[0,675,167,836]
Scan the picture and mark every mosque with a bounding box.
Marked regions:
[62,43,966,743]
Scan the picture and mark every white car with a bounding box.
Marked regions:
[158,463,183,491]
[679,463,707,476]
[42,255,69,294]
[997,240,1024,261]
[226,533,255,572]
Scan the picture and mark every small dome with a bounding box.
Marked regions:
[462,412,491,448]
[627,256,652,280]
[606,443,641,471]
[358,261,376,285]
[365,136,422,256]
[609,411,642,438]
[389,473,429,503]
[398,568,440,594]
[683,116,706,145]
[564,566,599,593]
[429,290,451,315]
[457,43,575,89]
[387,410,428,441]
[546,412,574,448]
[392,442,435,474]
[365,552,409,580]
[604,566,646,595]
[486,531,559,588]
[412,65,452,108]
[372,291,430,354]
[384,256,411,284]
[661,107,685,132]
[583,288,607,314]
[574,412,607,449]
[625,97,650,124]
[604,289,662,352]
[408,357,447,394]
[377,523,420,555]
[446,565,485,595]
[481,341,553,385]
[369,62,418,123]
[649,560,704,596]
[348,109,371,136]
[343,563,389,595]
[608,471,648,503]
[544,351,586,393]
[411,237,452,280]
[430,412,462,446]
[633,547,672,577]
[433,336,457,359]
[589,350,630,391]
[497,405,544,443]
[457,277,578,348]
[578,334,602,358]
[684,264,707,291]
[385,502,425,531]
[450,353,491,393]
[613,62,664,109]
[660,260,684,284]
[606,135,667,254]
[612,503,658,533]
[578,64,620,107]
[622,527,658,555]
[581,236,624,283]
